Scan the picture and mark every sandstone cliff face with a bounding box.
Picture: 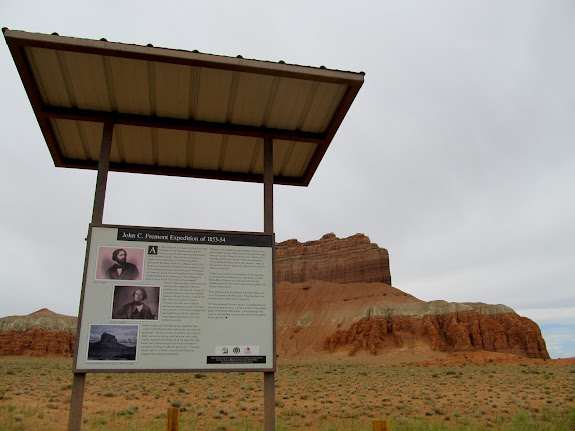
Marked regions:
[0,309,77,357]
[276,280,550,360]
[275,233,549,360]
[323,312,549,359]
[0,328,75,357]
[276,233,391,285]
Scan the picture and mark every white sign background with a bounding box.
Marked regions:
[74,225,274,372]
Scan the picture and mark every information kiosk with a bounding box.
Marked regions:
[4,28,364,430]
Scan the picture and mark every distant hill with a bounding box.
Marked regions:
[0,309,76,356]
[0,308,76,333]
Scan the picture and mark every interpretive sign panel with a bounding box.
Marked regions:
[74,225,274,372]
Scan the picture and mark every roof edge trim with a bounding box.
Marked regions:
[4,29,365,87]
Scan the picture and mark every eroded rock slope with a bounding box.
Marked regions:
[276,234,549,359]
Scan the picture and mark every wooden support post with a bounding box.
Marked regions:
[91,120,114,226]
[67,373,86,431]
[372,419,391,431]
[263,137,273,235]
[263,136,275,431]
[68,120,114,431]
[166,407,179,431]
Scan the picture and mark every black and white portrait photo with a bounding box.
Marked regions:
[95,247,144,281]
[111,285,160,320]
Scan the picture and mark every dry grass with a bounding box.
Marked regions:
[1,356,574,430]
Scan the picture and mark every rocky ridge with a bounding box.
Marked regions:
[0,308,76,333]
[275,234,550,360]
[323,312,548,358]
[0,234,550,361]
[0,309,76,357]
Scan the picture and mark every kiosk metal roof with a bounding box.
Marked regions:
[4,29,364,186]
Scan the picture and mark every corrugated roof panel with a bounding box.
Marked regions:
[51,119,103,162]
[283,141,317,178]
[222,135,259,173]
[266,77,314,131]
[61,51,111,111]
[183,131,195,169]
[110,126,124,162]
[154,62,192,120]
[157,128,188,168]
[249,142,264,175]
[271,139,291,176]
[5,30,364,185]
[27,47,70,107]
[275,140,296,176]
[192,132,223,171]
[231,72,275,126]
[196,67,234,123]
[79,121,105,161]
[116,125,154,165]
[109,57,152,116]
[301,82,347,132]
[50,119,79,159]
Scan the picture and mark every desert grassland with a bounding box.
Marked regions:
[0,357,574,430]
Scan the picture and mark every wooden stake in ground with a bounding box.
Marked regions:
[372,419,391,431]
[166,407,179,431]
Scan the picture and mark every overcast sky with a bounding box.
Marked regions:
[1,1,574,358]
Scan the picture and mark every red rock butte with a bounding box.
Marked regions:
[275,233,549,361]
[276,233,392,285]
